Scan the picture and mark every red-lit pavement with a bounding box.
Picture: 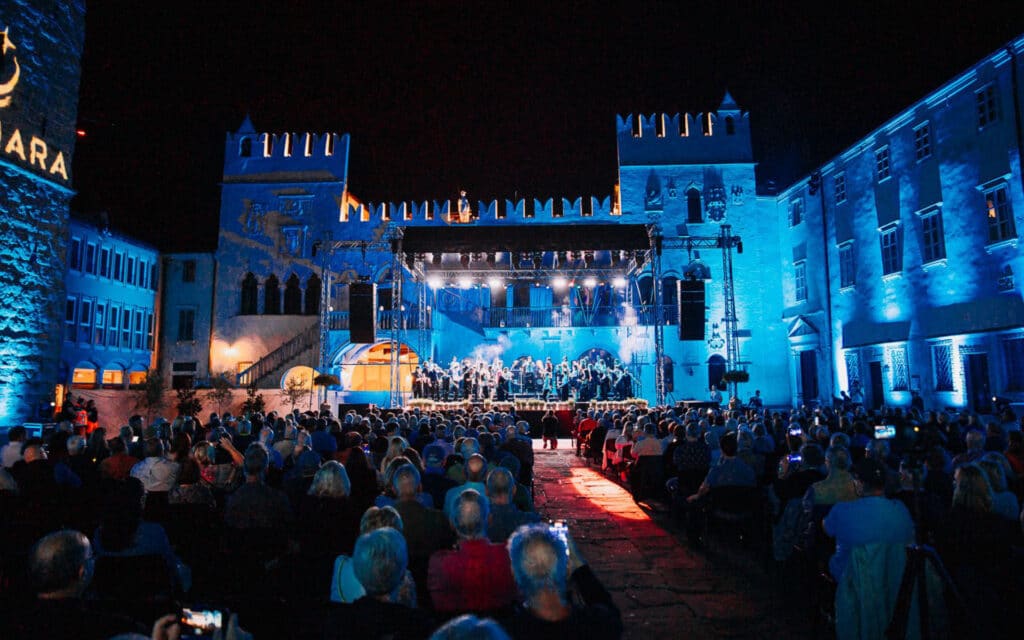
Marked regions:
[531,440,812,639]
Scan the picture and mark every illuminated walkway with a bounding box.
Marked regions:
[531,440,812,639]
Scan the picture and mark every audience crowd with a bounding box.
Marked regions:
[0,404,622,640]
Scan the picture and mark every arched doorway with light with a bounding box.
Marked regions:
[340,342,420,393]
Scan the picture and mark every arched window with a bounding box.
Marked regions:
[637,276,654,305]
[239,137,252,157]
[264,275,280,315]
[687,188,702,223]
[284,274,302,314]
[304,274,322,315]
[240,273,258,315]
[708,354,727,391]
[725,117,735,135]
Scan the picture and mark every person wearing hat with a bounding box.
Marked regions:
[822,457,915,581]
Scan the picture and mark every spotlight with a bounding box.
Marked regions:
[583,277,597,288]
[457,276,473,289]
[487,276,503,289]
[531,252,543,269]
[552,276,568,290]
[556,250,568,264]
[583,251,594,267]
[612,276,627,288]
[427,275,442,289]
[485,252,496,266]
[460,253,470,268]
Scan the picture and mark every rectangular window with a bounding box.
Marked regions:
[137,260,147,289]
[794,261,807,302]
[113,252,123,281]
[913,123,931,161]
[146,312,154,350]
[94,302,105,345]
[839,243,856,288]
[177,308,196,341]
[150,263,159,291]
[976,84,998,128]
[834,173,846,204]
[183,260,196,283]
[65,297,77,342]
[789,198,803,227]
[126,257,136,285]
[134,310,144,350]
[875,147,891,181]
[984,184,1016,244]
[880,226,902,275]
[108,306,120,347]
[102,369,123,386]
[932,343,954,391]
[69,238,82,270]
[85,243,97,274]
[122,309,132,347]
[1004,337,1024,391]
[890,346,909,391]
[237,361,253,374]
[172,361,198,372]
[99,247,110,277]
[79,299,92,343]
[920,209,946,263]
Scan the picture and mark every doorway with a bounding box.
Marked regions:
[868,361,884,409]
[799,350,819,406]
[965,353,991,413]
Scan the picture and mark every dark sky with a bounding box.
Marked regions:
[72,1,1024,252]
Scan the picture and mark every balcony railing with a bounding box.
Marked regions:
[484,304,678,328]
[327,308,432,331]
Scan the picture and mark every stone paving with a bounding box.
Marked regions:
[531,441,816,639]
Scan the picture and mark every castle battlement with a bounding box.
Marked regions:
[223,117,350,181]
[616,93,754,166]
[341,195,616,224]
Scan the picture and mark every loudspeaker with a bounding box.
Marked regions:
[678,280,705,340]
[349,283,376,343]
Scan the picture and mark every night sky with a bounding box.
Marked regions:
[72,1,1024,252]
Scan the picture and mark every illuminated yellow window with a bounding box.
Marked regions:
[102,369,124,386]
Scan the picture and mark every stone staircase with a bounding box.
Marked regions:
[236,323,320,388]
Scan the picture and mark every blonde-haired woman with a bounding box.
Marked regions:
[296,460,360,556]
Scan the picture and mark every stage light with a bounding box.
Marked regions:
[552,276,568,290]
[583,277,597,288]
[427,275,442,289]
[457,276,473,289]
[486,252,496,266]
[583,251,595,267]
[460,253,470,268]
[612,276,627,288]
[556,250,567,264]
[432,252,442,265]
[487,276,503,288]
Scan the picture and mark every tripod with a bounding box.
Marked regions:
[885,544,966,639]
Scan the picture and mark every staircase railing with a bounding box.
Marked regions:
[237,322,321,387]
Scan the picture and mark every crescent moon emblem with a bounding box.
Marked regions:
[0,55,18,107]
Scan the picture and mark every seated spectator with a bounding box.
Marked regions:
[805,446,857,507]
[64,434,98,488]
[687,432,756,504]
[99,435,138,481]
[198,431,244,492]
[297,460,360,555]
[92,477,189,591]
[1,424,26,468]
[330,506,417,606]
[430,614,510,640]
[735,429,765,478]
[390,464,454,577]
[0,530,145,640]
[444,453,488,518]
[823,458,915,581]
[129,438,180,493]
[10,439,64,499]
[344,444,381,515]
[224,443,293,531]
[951,429,985,468]
[978,455,1020,521]
[505,523,622,640]
[486,467,541,543]
[324,527,436,640]
[428,489,517,614]
[774,443,827,504]
[168,456,216,507]
[1005,431,1024,477]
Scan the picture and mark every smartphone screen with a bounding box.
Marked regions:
[181,608,222,637]
[875,425,896,440]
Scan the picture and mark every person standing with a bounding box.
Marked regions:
[541,411,560,450]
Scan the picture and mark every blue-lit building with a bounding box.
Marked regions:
[0,2,86,425]
[188,33,1024,411]
[778,35,1024,412]
[60,217,159,392]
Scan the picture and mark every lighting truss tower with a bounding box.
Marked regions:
[650,229,665,406]
[417,278,428,362]
[720,224,740,395]
[389,228,404,408]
